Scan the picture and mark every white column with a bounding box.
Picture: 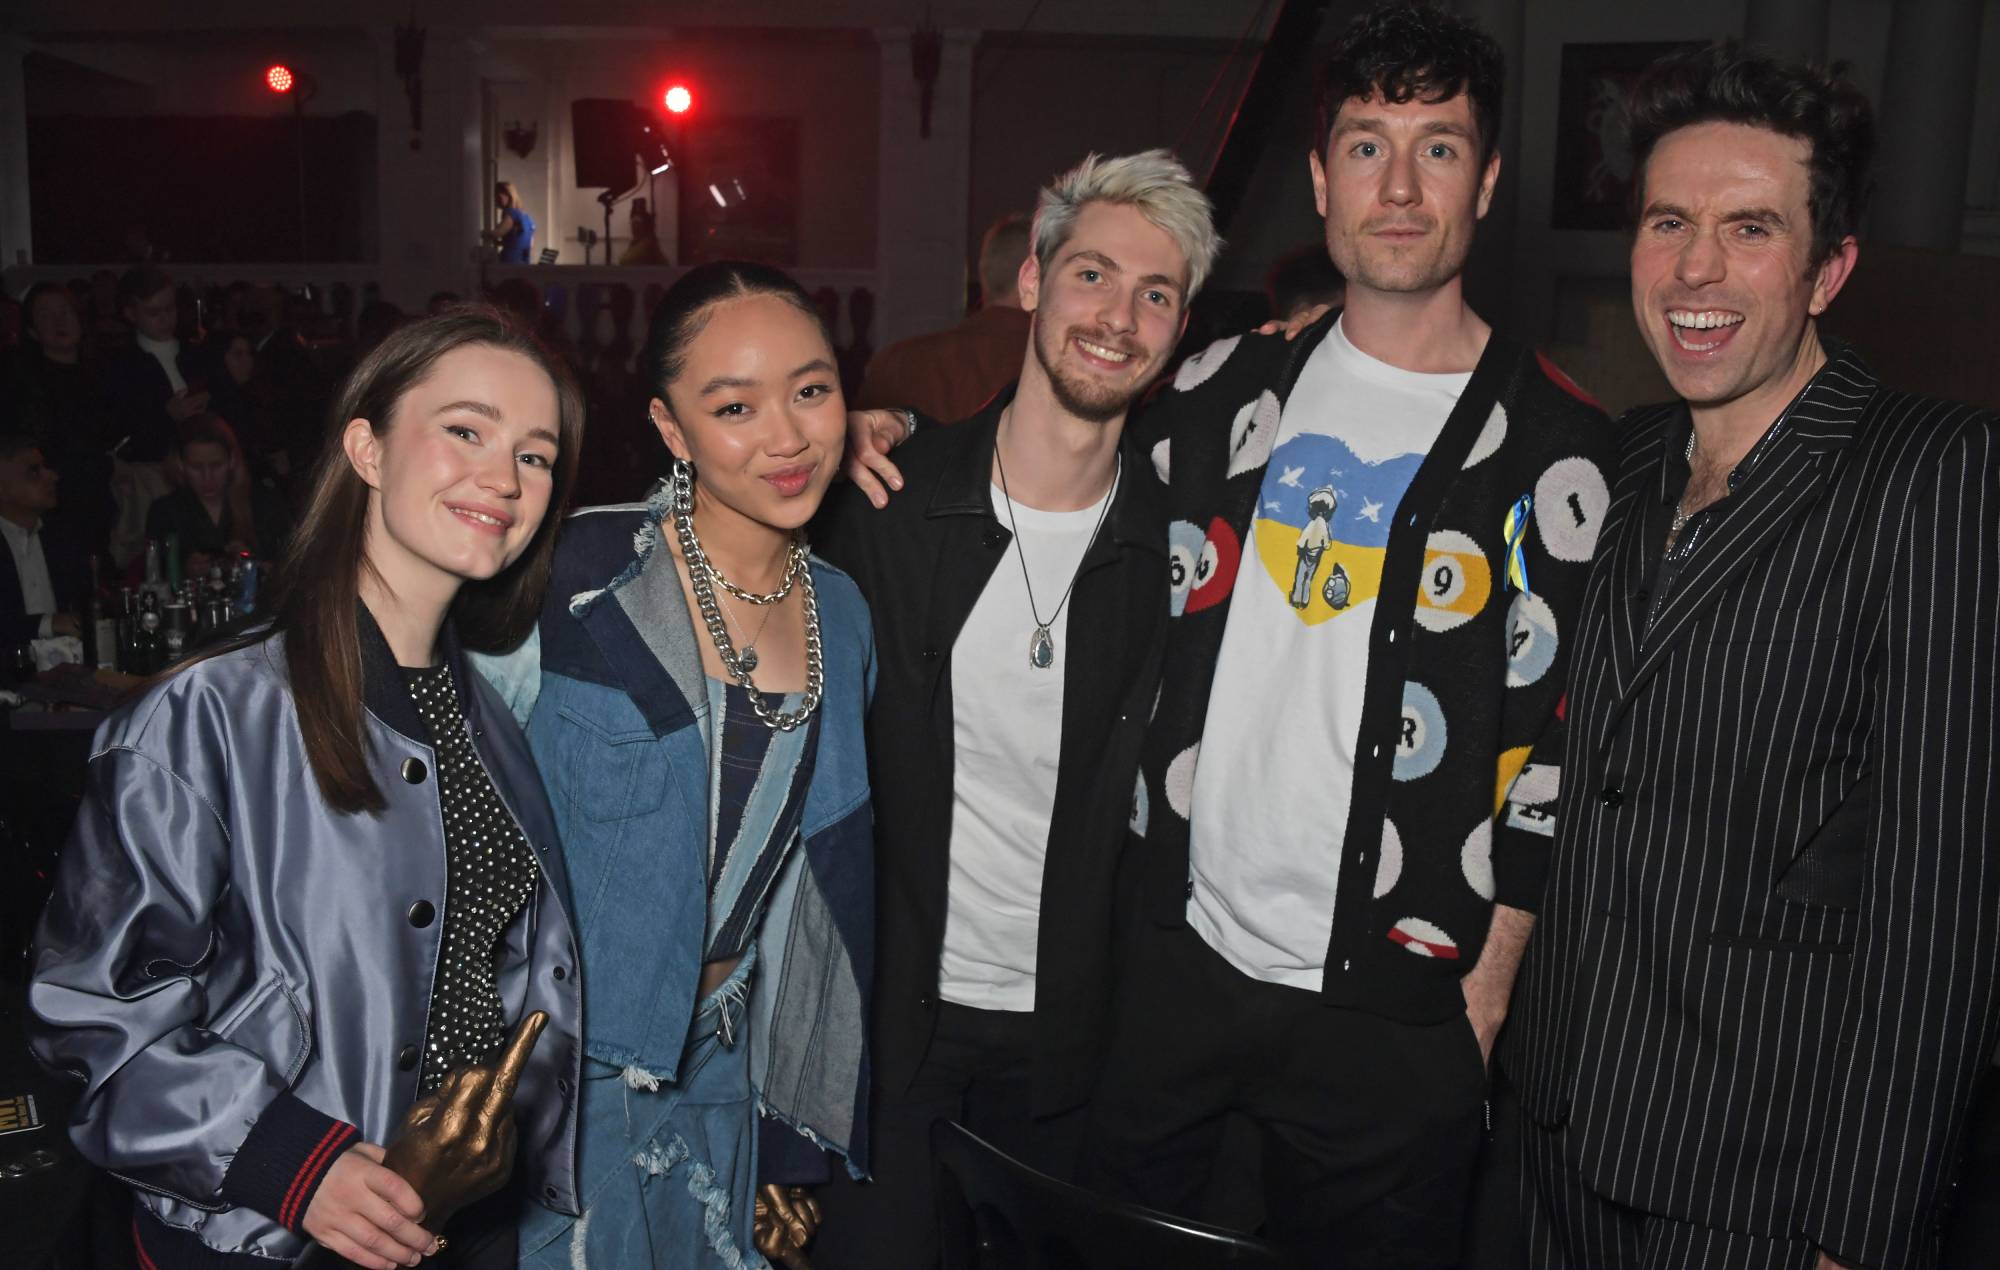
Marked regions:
[873,28,979,349]
[1873,0,1983,251]
[0,38,33,270]
[373,27,484,307]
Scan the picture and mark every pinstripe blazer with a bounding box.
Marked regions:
[1504,346,2000,1270]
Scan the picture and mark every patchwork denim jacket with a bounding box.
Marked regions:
[475,485,876,1180]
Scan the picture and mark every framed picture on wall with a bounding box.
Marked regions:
[1550,41,1699,231]
[677,117,800,265]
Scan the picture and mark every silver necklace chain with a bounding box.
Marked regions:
[991,419,1119,670]
[1669,429,1699,539]
[669,461,822,731]
[680,469,807,605]
[716,588,776,672]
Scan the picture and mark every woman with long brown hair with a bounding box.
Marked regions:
[29,306,589,1270]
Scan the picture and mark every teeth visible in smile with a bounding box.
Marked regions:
[455,508,504,527]
[1666,309,1744,330]
[1077,338,1132,363]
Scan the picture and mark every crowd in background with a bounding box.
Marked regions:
[0,268,656,644]
[0,249,1339,631]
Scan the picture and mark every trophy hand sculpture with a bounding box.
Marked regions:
[753,1184,822,1269]
[295,1011,549,1268]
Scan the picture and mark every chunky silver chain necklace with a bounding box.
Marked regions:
[669,461,822,731]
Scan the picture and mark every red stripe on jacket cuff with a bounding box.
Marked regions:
[217,1090,359,1232]
[280,1121,358,1229]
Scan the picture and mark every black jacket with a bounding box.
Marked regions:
[103,340,207,462]
[143,483,294,563]
[815,387,1167,1116]
[1505,347,2000,1270]
[1,516,90,644]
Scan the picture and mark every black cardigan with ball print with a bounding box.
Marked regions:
[1128,312,1615,1024]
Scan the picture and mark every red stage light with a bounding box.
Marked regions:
[266,64,295,93]
[664,84,693,115]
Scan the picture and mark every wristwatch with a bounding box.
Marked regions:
[899,408,919,443]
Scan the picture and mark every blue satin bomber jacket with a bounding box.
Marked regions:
[26,621,585,1265]
[473,487,876,1182]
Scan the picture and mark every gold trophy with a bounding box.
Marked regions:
[295,1011,548,1268]
[753,1183,821,1269]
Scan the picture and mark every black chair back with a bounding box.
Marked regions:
[932,1119,1296,1270]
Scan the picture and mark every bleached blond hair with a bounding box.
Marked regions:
[1031,149,1223,298]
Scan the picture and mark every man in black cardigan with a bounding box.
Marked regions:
[1081,8,1612,1265]
[1505,44,2000,1270]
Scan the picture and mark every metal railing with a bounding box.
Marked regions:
[479,262,881,355]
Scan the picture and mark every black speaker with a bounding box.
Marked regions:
[571,99,648,189]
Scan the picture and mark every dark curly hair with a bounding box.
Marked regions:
[1626,41,1875,266]
[1311,2,1505,162]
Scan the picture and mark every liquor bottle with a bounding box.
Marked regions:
[87,556,117,671]
[161,596,192,665]
[140,539,169,605]
[132,590,163,675]
[164,531,183,594]
[115,587,138,672]
[236,556,260,618]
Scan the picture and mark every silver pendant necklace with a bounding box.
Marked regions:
[991,423,1119,671]
[716,589,776,672]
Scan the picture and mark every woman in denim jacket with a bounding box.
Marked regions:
[478,262,874,1269]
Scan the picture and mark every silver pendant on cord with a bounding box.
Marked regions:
[1029,625,1055,669]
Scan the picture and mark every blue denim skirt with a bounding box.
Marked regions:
[520,952,764,1270]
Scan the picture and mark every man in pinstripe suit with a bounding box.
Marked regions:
[1505,43,2000,1270]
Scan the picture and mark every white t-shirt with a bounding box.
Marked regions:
[1188,318,1469,988]
[939,474,1115,1011]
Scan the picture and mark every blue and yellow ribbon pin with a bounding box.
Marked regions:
[1502,494,1533,596]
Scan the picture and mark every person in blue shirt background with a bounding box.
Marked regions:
[487,181,535,264]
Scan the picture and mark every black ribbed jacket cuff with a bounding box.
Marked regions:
[132,1204,295,1269]
[1493,826,1552,913]
[218,1091,359,1232]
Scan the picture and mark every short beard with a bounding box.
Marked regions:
[1032,319,1143,424]
[1331,219,1473,297]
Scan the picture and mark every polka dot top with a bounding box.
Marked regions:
[401,662,540,1093]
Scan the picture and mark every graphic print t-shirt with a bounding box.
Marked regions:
[1188,317,1469,988]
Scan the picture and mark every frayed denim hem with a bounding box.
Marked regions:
[685,1155,755,1270]
[624,1133,761,1270]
